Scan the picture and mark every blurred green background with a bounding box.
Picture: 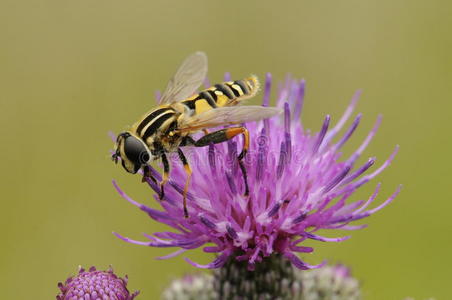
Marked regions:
[1,0,450,299]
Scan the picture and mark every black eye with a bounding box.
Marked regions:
[123,135,148,167]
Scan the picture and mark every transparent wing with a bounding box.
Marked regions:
[177,106,282,132]
[159,52,208,105]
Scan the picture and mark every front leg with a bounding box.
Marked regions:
[159,153,170,200]
[191,127,250,196]
[177,148,192,218]
[142,165,158,184]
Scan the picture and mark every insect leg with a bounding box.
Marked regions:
[177,148,191,218]
[192,127,250,196]
[160,153,170,200]
[142,165,158,184]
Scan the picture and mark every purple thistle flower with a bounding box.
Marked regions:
[57,266,139,300]
[113,73,400,271]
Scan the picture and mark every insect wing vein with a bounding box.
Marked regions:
[177,106,282,132]
[159,52,208,105]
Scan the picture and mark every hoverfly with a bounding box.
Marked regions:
[113,52,281,217]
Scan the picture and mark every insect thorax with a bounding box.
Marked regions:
[131,106,179,151]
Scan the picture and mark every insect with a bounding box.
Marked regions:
[112,52,281,217]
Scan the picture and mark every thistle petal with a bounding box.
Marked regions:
[113,74,399,270]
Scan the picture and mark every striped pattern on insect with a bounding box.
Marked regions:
[112,52,281,217]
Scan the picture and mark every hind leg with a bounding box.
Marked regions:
[191,127,249,196]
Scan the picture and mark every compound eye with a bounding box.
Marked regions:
[123,136,148,167]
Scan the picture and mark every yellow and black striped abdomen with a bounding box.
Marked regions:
[181,76,259,115]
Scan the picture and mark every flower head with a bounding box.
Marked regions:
[113,73,400,270]
[57,266,139,300]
